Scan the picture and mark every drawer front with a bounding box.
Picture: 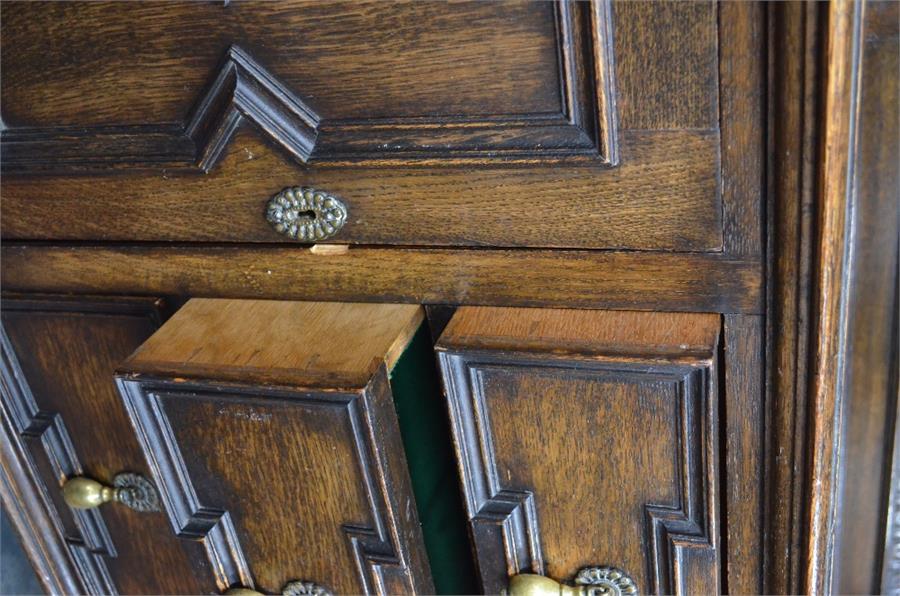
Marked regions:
[436,307,722,594]
[0,296,204,595]
[115,299,433,595]
[0,1,725,252]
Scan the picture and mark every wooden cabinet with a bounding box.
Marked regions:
[435,307,722,594]
[2,1,894,595]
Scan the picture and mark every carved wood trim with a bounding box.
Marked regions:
[0,0,618,174]
[437,351,719,595]
[765,3,825,593]
[1,45,319,175]
[117,378,424,594]
[115,382,259,592]
[804,1,867,593]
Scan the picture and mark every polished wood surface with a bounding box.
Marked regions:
[0,296,205,595]
[0,245,763,315]
[0,0,764,320]
[0,0,713,130]
[764,2,900,592]
[805,1,868,592]
[2,0,621,168]
[1,0,713,165]
[722,315,765,595]
[834,2,899,592]
[0,1,570,127]
[1,130,720,251]
[3,1,879,594]
[720,1,765,258]
[118,299,433,594]
[436,307,722,594]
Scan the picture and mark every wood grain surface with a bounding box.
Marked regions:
[722,314,764,594]
[720,1,765,258]
[0,129,721,251]
[124,299,423,388]
[765,3,823,593]
[833,2,899,592]
[0,1,561,127]
[438,306,720,358]
[613,1,716,130]
[0,0,730,251]
[1,1,713,130]
[0,244,763,314]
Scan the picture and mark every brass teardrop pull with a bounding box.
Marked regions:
[62,473,160,512]
[507,566,637,596]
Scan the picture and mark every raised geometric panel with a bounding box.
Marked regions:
[436,307,721,594]
[1,1,617,172]
[117,380,429,594]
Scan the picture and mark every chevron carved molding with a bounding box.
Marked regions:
[1,1,618,173]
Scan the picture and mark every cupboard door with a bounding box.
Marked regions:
[435,307,721,594]
[0,295,204,595]
[116,299,433,595]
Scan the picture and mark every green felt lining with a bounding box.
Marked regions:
[390,323,478,594]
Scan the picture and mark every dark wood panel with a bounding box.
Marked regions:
[723,314,764,594]
[117,300,432,594]
[613,0,717,130]
[0,295,206,595]
[0,129,720,251]
[0,0,714,143]
[436,307,722,594]
[0,1,742,253]
[1,334,89,595]
[0,244,764,314]
[720,1,765,258]
[1,1,564,127]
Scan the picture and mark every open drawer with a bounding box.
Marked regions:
[435,306,723,594]
[113,300,444,595]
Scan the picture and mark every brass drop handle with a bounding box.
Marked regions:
[507,567,638,596]
[62,473,160,512]
[508,574,585,596]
